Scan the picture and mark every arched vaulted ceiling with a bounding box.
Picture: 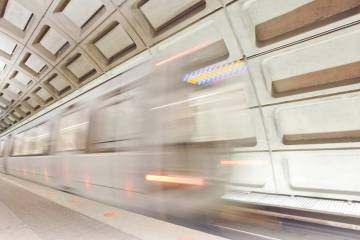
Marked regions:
[0,0,221,132]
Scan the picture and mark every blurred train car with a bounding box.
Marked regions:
[0,41,251,221]
[0,1,255,221]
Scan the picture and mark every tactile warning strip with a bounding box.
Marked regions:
[0,178,140,240]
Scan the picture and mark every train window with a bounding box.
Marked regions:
[56,107,90,152]
[11,123,51,156]
[12,132,24,156]
[91,92,142,151]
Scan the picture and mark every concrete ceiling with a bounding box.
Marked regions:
[0,0,221,132]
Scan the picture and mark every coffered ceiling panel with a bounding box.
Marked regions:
[42,69,76,98]
[0,0,223,132]
[81,11,145,70]
[3,1,32,31]
[141,0,204,31]
[3,117,11,126]
[0,58,8,76]
[0,31,22,61]
[10,108,23,120]
[32,84,55,106]
[0,91,14,106]
[3,82,22,98]
[0,34,16,55]
[0,0,51,43]
[29,18,76,64]
[0,96,8,110]
[120,0,221,46]
[22,94,42,112]
[15,103,31,117]
[63,0,104,28]
[57,47,102,86]
[17,49,52,79]
[7,69,34,89]
[1,119,10,128]
[47,0,116,41]
[40,28,68,55]
[9,111,20,122]
[5,114,16,124]
[95,26,133,59]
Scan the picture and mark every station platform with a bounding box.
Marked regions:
[1,173,360,240]
[0,174,227,240]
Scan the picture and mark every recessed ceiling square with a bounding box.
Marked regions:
[0,102,6,109]
[40,28,68,55]
[94,24,134,60]
[139,0,202,30]
[0,60,6,72]
[67,55,94,79]
[0,33,17,55]
[49,75,69,91]
[25,54,47,73]
[18,104,30,114]
[7,84,22,95]
[12,110,21,118]
[26,97,39,108]
[62,0,103,28]
[2,93,12,102]
[35,88,52,101]
[3,0,33,30]
[14,71,32,85]
[8,115,16,122]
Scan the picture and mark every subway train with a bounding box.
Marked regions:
[0,0,359,226]
[0,54,249,220]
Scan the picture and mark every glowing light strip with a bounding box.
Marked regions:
[145,174,205,186]
[183,60,248,85]
[59,122,88,132]
[220,160,268,166]
[155,41,212,66]
[151,91,220,110]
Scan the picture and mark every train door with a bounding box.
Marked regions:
[87,80,168,213]
[53,103,92,193]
